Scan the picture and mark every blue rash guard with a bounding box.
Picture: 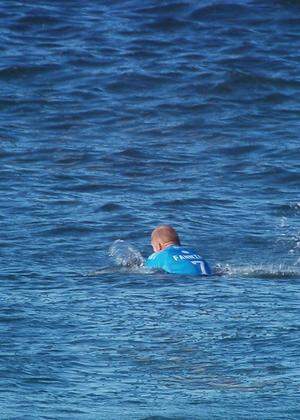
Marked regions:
[146,245,212,276]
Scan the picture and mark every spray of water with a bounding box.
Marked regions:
[108,239,145,268]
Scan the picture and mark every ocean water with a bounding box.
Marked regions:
[0,0,299,418]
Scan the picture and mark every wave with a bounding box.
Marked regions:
[0,64,60,80]
[87,241,300,280]
[89,240,300,280]
[214,264,300,279]
[88,263,300,280]
[190,3,251,21]
[87,265,151,276]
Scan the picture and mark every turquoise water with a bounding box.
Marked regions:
[0,0,299,418]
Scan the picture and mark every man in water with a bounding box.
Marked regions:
[146,225,212,275]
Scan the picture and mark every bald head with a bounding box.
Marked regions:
[151,225,180,252]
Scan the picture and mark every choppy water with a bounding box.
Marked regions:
[1,0,299,418]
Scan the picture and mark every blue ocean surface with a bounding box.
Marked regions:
[0,0,299,418]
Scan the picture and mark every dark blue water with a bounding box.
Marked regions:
[1,0,299,418]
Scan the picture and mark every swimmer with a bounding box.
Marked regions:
[145,225,212,276]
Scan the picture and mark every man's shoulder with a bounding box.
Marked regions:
[146,249,166,268]
[168,245,199,255]
[148,248,168,258]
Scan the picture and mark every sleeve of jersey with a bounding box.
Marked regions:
[145,252,161,269]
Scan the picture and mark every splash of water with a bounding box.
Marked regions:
[87,240,151,276]
[109,239,145,268]
[275,203,300,261]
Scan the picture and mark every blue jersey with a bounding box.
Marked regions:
[146,245,212,276]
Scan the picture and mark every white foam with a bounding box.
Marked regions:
[214,263,300,279]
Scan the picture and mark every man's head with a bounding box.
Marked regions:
[151,225,181,252]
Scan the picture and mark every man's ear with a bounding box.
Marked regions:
[158,242,163,251]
